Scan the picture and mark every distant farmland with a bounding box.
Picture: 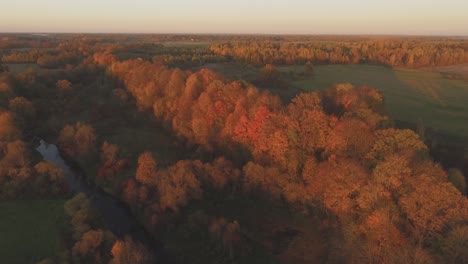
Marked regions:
[4,63,39,73]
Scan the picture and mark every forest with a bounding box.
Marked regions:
[0,34,467,264]
[210,39,468,67]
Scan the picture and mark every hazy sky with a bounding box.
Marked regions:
[1,0,467,35]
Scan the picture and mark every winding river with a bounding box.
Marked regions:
[36,139,171,263]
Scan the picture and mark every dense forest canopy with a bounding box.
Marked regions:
[0,34,467,264]
[104,49,467,262]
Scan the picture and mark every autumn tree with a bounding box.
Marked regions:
[33,161,66,195]
[287,91,323,119]
[101,141,119,163]
[0,111,21,141]
[200,157,240,190]
[242,162,285,200]
[110,237,154,264]
[135,151,157,185]
[372,155,411,194]
[93,52,117,66]
[399,177,468,235]
[0,76,14,105]
[60,193,117,264]
[8,97,35,119]
[1,140,30,168]
[58,122,97,157]
[0,139,31,199]
[8,96,35,128]
[120,179,139,208]
[326,118,374,159]
[307,159,368,216]
[157,160,202,211]
[64,193,96,240]
[56,79,72,92]
[72,229,106,262]
[366,128,428,165]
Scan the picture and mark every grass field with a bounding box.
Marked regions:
[4,63,39,73]
[0,199,66,264]
[91,113,186,167]
[196,62,259,81]
[286,64,468,140]
[427,63,468,76]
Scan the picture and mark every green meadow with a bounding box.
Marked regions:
[4,63,40,74]
[0,199,66,264]
[287,64,468,140]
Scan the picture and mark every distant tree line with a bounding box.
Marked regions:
[109,42,226,68]
[2,48,82,68]
[0,35,57,49]
[210,40,468,68]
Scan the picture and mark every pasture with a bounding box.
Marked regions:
[287,64,468,140]
[0,199,66,264]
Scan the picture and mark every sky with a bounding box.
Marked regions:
[1,0,467,35]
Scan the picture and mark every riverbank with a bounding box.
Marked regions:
[35,139,173,263]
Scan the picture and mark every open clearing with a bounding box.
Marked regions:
[0,199,66,264]
[288,64,468,140]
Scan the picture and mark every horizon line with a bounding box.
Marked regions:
[1,31,467,38]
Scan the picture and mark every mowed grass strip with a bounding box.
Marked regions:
[0,199,66,264]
